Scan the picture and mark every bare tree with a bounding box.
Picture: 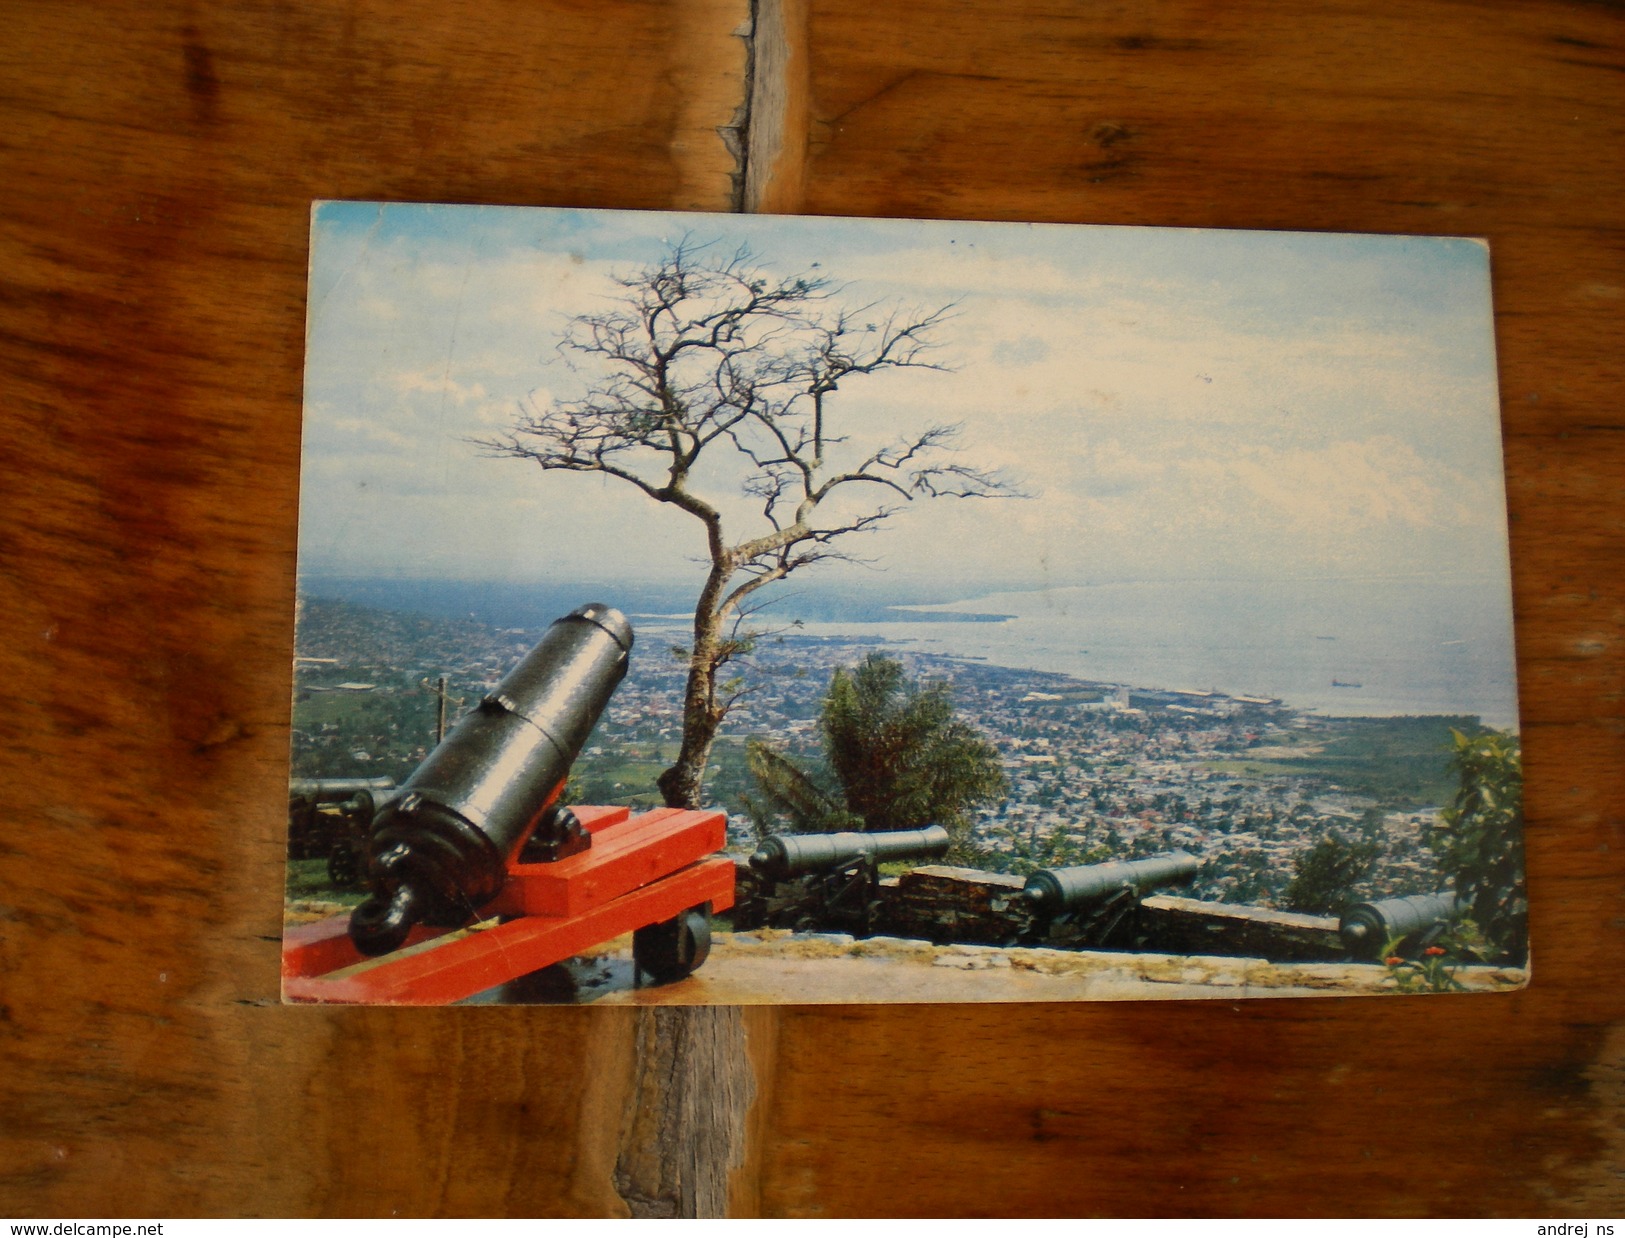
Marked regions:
[481,238,1015,809]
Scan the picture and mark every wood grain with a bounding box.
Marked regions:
[0,0,747,1217]
[742,0,811,214]
[747,0,1625,1216]
[613,1007,754,1218]
[1,0,1621,1218]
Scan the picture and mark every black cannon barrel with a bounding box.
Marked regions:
[1022,851,1199,915]
[343,786,400,826]
[289,776,397,803]
[349,603,633,955]
[1340,891,1461,958]
[749,825,952,880]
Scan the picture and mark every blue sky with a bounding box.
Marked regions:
[299,202,1510,600]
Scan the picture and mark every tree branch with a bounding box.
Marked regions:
[482,236,1031,809]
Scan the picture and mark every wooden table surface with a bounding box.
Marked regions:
[2,0,1621,1218]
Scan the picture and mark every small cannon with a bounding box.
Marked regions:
[737,825,952,935]
[1340,891,1463,960]
[287,777,399,883]
[750,825,952,880]
[1020,851,1200,947]
[289,776,398,802]
[282,604,735,1004]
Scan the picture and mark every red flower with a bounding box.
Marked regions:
[1385,956,1405,967]
[1423,946,1447,957]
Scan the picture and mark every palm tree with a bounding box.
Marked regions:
[744,654,1005,853]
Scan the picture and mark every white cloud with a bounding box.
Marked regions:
[393,370,490,405]
[1205,437,1467,531]
[324,417,417,451]
[297,208,1508,590]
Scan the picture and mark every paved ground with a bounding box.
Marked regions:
[288,902,1525,1005]
[467,929,1529,1006]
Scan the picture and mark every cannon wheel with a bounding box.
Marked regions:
[633,903,712,985]
[326,840,360,889]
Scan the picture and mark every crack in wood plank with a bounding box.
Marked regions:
[609,2,805,1217]
[738,0,809,214]
[613,1006,756,1217]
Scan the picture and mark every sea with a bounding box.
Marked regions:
[302,574,1521,729]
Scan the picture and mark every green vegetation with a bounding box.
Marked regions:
[288,688,431,784]
[569,742,682,809]
[991,824,1113,876]
[1382,943,1467,993]
[569,737,761,810]
[1205,759,1312,778]
[744,654,1006,859]
[1381,920,1489,993]
[285,859,367,907]
[1430,729,1526,963]
[1283,831,1380,914]
[1205,715,1491,807]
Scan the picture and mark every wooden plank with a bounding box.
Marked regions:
[736,0,1625,1217]
[795,0,1624,230]
[2,0,1622,1219]
[0,0,747,1218]
[284,858,735,1005]
[496,809,727,919]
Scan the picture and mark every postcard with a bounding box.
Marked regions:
[284,202,1524,1004]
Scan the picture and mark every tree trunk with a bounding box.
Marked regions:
[657,702,715,808]
[658,581,728,808]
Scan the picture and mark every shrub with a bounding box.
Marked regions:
[1429,729,1526,964]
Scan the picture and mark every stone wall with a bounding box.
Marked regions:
[1138,894,1344,961]
[876,865,1347,961]
[879,865,1032,944]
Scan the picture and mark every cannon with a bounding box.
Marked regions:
[1020,851,1200,947]
[347,602,634,955]
[1340,891,1463,960]
[750,825,952,880]
[736,825,952,935]
[290,776,397,802]
[282,604,735,1003]
[287,778,399,885]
